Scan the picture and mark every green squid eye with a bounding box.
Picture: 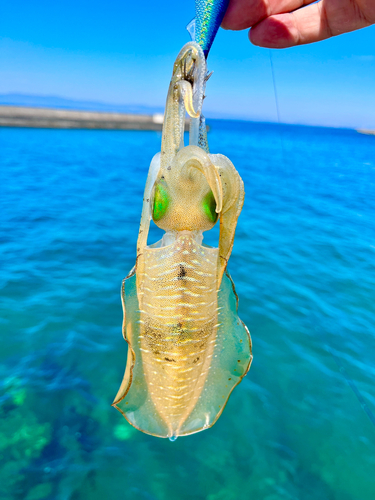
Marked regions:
[153,182,170,221]
[202,191,218,223]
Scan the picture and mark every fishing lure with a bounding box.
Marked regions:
[187,0,230,58]
[113,0,252,439]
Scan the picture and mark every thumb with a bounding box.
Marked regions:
[250,2,372,48]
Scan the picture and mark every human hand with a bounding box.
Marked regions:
[222,0,375,48]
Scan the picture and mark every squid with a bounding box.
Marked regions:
[113,5,252,440]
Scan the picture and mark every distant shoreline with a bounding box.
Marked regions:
[357,129,375,136]
[1,104,373,133]
[0,105,167,130]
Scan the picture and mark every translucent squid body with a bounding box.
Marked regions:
[113,41,252,439]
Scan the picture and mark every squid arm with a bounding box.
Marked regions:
[210,154,245,286]
[161,42,207,170]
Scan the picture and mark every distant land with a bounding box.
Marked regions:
[0,93,255,121]
[1,93,373,134]
[0,93,165,115]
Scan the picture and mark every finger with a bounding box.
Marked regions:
[222,0,316,31]
[250,2,373,48]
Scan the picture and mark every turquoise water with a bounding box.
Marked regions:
[1,121,374,500]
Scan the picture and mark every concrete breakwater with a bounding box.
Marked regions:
[0,105,167,130]
[357,129,375,136]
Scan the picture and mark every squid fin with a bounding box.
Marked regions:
[113,269,252,438]
[112,271,169,437]
[177,270,252,435]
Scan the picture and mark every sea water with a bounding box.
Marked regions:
[1,121,374,500]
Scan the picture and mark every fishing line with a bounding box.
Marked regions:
[269,49,286,171]
[269,49,282,124]
[269,49,375,433]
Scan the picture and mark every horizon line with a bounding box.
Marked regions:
[0,92,367,131]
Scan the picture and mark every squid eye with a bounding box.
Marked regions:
[202,191,218,223]
[153,182,170,221]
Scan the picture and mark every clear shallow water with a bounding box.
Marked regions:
[1,121,374,500]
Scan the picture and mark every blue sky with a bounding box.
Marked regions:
[1,0,374,128]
